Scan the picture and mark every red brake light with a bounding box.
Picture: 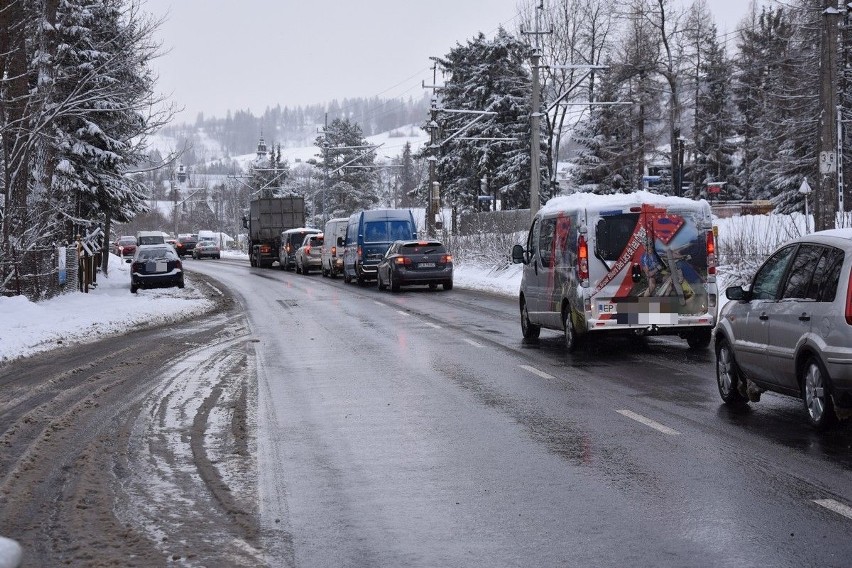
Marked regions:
[395,256,412,265]
[357,246,362,259]
[304,245,311,255]
[441,254,453,263]
[176,259,182,269]
[706,230,716,275]
[577,234,589,281]
[846,270,852,325]
[286,244,291,253]
[331,246,337,256]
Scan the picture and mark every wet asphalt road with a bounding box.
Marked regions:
[189,257,852,567]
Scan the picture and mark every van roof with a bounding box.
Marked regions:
[539,191,710,216]
[359,209,413,221]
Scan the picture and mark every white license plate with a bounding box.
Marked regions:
[419,262,435,268]
[155,261,167,272]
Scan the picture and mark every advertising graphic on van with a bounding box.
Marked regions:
[513,192,717,351]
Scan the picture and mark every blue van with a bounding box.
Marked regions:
[343,209,417,284]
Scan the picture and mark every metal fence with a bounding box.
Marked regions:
[0,246,78,300]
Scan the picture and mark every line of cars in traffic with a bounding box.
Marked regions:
[111,231,221,294]
[271,209,454,292]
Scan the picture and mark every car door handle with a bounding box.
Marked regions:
[759,313,768,321]
[799,313,811,322]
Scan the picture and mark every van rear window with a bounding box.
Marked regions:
[595,213,639,261]
[364,220,412,243]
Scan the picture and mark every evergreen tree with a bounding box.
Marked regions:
[692,21,737,199]
[314,118,378,218]
[398,142,419,207]
[434,28,541,213]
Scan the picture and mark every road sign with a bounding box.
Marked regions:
[819,151,836,174]
[799,178,812,195]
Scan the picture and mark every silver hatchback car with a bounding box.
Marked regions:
[715,229,852,429]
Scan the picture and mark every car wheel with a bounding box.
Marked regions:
[520,298,541,340]
[377,272,387,291]
[686,328,712,350]
[715,338,747,406]
[215,255,220,259]
[802,357,838,430]
[177,278,185,289]
[562,306,579,353]
[390,271,400,292]
[130,284,138,294]
[443,280,453,291]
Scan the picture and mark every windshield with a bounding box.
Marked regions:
[364,220,412,243]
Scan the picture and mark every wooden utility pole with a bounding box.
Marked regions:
[816,4,841,231]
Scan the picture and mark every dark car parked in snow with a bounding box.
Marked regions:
[377,240,453,292]
[130,244,184,293]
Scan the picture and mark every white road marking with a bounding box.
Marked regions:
[396,310,410,317]
[814,499,852,520]
[616,409,680,435]
[424,322,442,329]
[207,283,224,296]
[519,365,555,380]
[462,338,482,347]
[373,301,384,306]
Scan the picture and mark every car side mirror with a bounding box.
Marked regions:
[726,285,746,301]
[511,244,527,265]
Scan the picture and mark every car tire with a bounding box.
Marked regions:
[715,338,747,407]
[686,328,712,350]
[802,356,838,430]
[130,284,138,294]
[377,272,386,291]
[520,298,541,340]
[443,280,453,291]
[215,255,220,259]
[562,306,579,353]
[390,271,400,292]
[177,278,185,289]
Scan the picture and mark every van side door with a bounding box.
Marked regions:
[535,217,562,328]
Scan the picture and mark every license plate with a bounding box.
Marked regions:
[419,262,435,268]
[155,261,167,272]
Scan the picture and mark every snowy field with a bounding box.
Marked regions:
[0,212,813,363]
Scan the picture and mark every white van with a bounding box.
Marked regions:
[136,230,165,246]
[511,191,718,351]
[321,217,348,278]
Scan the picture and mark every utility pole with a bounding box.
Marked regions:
[523,1,548,219]
[816,3,841,231]
[424,58,441,237]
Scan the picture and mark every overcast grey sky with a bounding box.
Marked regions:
[143,0,754,123]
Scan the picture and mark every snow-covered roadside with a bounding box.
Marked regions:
[0,252,215,364]
[0,250,523,364]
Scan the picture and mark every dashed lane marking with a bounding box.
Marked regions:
[462,338,482,347]
[519,365,555,380]
[396,310,410,317]
[425,322,442,329]
[616,409,680,435]
[814,499,852,521]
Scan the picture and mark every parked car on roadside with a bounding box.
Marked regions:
[377,240,453,292]
[295,233,324,274]
[129,244,184,293]
[113,235,137,257]
[715,228,852,430]
[193,240,221,259]
[176,235,197,258]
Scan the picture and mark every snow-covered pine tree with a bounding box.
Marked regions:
[313,118,378,218]
[691,21,737,200]
[434,28,541,213]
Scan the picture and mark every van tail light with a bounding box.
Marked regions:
[304,245,311,255]
[331,246,336,256]
[176,259,182,269]
[441,254,453,263]
[706,230,716,275]
[395,256,412,266]
[357,246,363,260]
[845,270,852,325]
[260,245,271,254]
[286,243,292,254]
[577,234,589,282]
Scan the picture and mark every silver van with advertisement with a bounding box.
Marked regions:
[321,217,349,278]
[511,192,718,351]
